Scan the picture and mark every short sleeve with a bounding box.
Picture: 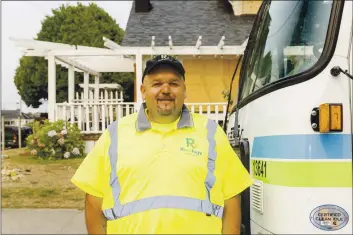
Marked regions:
[215,126,253,200]
[71,130,111,198]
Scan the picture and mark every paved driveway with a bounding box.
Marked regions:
[2,209,87,234]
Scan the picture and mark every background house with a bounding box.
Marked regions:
[122,0,261,108]
[1,109,35,126]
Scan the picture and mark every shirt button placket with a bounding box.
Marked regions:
[161,134,168,152]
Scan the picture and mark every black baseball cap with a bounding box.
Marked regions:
[142,55,185,82]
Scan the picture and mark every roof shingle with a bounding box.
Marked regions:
[121,1,256,47]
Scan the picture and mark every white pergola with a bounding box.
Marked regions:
[11,36,247,122]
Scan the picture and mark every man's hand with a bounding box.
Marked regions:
[85,193,107,234]
[222,195,241,234]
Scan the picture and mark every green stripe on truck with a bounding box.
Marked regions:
[251,160,352,187]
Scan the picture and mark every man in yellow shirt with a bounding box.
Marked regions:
[71,55,253,234]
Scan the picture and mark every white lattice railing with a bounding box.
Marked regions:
[55,102,228,133]
[71,90,124,103]
[184,102,228,124]
[56,102,136,133]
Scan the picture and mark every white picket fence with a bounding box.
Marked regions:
[55,102,228,133]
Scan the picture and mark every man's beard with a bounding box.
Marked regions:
[157,104,176,116]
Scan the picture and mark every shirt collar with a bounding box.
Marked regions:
[136,103,194,132]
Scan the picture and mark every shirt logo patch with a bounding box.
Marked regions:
[180,138,202,156]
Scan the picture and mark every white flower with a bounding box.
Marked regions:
[51,149,55,155]
[64,152,70,159]
[61,129,67,135]
[47,130,56,137]
[72,147,80,155]
[30,149,37,155]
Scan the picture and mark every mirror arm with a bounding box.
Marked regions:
[330,66,353,80]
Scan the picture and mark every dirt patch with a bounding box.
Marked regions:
[2,187,85,209]
[1,148,85,209]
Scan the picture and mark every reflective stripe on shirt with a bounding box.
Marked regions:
[102,119,224,220]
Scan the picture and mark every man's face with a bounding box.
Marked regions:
[141,66,186,122]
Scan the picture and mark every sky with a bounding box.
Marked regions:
[1,1,132,113]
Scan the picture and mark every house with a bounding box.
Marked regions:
[121,0,259,121]
[1,109,35,126]
[11,0,261,153]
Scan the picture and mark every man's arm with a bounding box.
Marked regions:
[85,194,107,234]
[71,130,111,234]
[214,126,253,234]
[222,195,241,234]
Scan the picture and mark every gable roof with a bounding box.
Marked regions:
[2,110,33,120]
[121,1,256,47]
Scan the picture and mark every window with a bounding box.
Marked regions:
[4,121,14,125]
[240,0,333,100]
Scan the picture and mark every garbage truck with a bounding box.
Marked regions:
[227,0,352,234]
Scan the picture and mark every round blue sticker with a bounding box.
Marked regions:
[310,204,349,231]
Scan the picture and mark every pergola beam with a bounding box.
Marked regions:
[241,38,248,48]
[11,37,74,51]
[11,37,110,53]
[195,36,202,49]
[103,36,120,50]
[23,50,50,57]
[218,36,225,50]
[168,36,173,49]
[17,38,245,58]
[151,36,155,49]
[53,58,83,73]
[103,36,135,60]
[55,56,100,76]
[47,46,244,56]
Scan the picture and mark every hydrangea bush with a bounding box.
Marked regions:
[26,120,85,160]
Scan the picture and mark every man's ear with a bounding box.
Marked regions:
[140,84,146,100]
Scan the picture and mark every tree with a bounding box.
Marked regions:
[14,3,134,108]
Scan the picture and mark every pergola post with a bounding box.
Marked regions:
[93,75,100,131]
[48,55,56,121]
[135,52,143,110]
[83,72,89,103]
[94,75,100,101]
[68,65,75,103]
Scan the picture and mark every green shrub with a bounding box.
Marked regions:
[26,120,85,160]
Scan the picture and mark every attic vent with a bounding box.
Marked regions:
[251,180,263,214]
[135,0,153,13]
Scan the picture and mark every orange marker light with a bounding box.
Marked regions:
[319,103,343,133]
[330,104,343,131]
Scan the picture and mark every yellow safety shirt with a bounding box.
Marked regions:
[71,104,253,234]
